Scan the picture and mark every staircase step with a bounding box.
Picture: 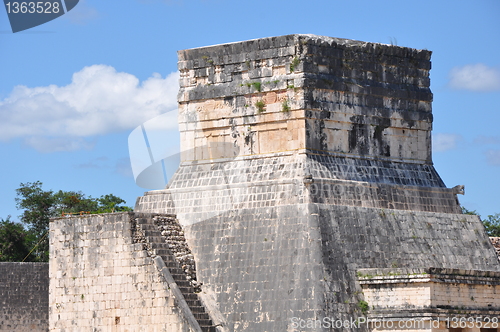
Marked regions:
[201,327,217,332]
[153,249,172,256]
[151,242,171,250]
[135,218,151,225]
[143,229,161,236]
[186,299,202,307]
[137,224,157,231]
[196,318,213,326]
[167,267,185,275]
[144,235,164,243]
[189,306,209,314]
[175,281,192,288]
[183,293,198,300]
[178,285,195,293]
[135,215,217,330]
[162,261,178,268]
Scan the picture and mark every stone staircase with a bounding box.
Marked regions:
[132,215,217,332]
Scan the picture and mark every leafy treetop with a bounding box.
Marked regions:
[2,181,133,262]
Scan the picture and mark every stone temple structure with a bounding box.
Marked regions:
[46,35,500,332]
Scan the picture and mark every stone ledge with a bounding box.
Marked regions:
[357,267,500,282]
[359,267,500,317]
[366,308,500,320]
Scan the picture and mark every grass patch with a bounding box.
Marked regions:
[255,100,266,113]
[358,300,369,314]
[281,99,291,112]
[240,81,262,92]
[290,56,300,72]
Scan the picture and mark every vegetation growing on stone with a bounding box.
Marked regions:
[240,81,262,92]
[281,99,291,112]
[290,56,300,72]
[358,300,369,314]
[255,100,266,113]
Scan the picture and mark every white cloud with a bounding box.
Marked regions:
[449,64,500,92]
[485,150,500,166]
[433,133,462,152]
[0,65,179,152]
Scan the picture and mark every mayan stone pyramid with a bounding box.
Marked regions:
[134,34,500,331]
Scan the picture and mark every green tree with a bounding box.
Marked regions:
[96,194,133,213]
[0,216,36,262]
[483,214,500,237]
[461,206,479,215]
[14,181,133,262]
[15,181,55,261]
[53,190,99,215]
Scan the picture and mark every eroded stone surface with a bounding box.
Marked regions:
[134,35,500,331]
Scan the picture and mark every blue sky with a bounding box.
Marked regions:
[0,0,499,220]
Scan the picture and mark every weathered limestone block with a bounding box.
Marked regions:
[177,34,433,165]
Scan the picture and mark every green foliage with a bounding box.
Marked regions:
[201,55,213,64]
[255,100,266,113]
[15,181,55,260]
[0,216,36,262]
[356,272,374,279]
[13,181,133,261]
[483,213,500,237]
[358,300,369,314]
[461,206,479,215]
[240,81,262,92]
[96,194,133,213]
[281,99,291,113]
[251,82,262,92]
[461,206,500,237]
[16,181,55,235]
[290,56,300,72]
[54,190,99,215]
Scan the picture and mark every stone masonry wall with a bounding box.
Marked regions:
[49,212,195,332]
[177,34,433,165]
[162,34,460,222]
[302,36,433,163]
[135,35,500,331]
[136,154,459,228]
[0,262,48,332]
[136,197,499,331]
[358,268,500,317]
[197,205,499,331]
